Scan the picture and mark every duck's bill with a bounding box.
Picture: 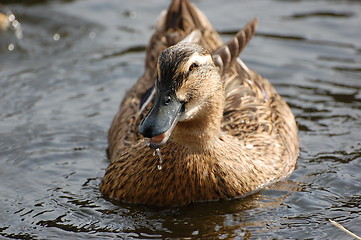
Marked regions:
[138,89,184,149]
[147,115,179,149]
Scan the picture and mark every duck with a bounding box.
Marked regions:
[100,0,299,207]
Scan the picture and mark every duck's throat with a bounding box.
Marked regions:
[171,98,224,148]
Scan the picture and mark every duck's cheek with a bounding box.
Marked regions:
[178,101,203,121]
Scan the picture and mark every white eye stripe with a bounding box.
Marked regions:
[183,53,212,72]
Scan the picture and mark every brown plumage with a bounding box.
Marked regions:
[101,0,299,207]
[0,10,9,31]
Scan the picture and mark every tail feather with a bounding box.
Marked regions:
[164,0,183,30]
[164,0,213,32]
[212,18,258,75]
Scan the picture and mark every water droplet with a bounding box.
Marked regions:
[154,148,163,171]
[53,33,60,41]
[11,20,19,28]
[8,44,14,51]
[155,148,162,164]
[8,14,15,22]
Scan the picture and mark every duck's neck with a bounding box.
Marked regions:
[171,91,224,150]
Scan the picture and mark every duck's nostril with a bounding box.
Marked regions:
[164,95,171,105]
[139,120,154,138]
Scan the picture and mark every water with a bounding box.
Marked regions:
[153,148,163,171]
[0,0,360,239]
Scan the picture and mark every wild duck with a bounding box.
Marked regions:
[100,0,299,207]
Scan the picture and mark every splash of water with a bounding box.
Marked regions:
[0,5,23,40]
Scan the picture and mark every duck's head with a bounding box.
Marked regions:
[139,42,221,149]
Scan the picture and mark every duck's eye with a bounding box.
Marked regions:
[188,62,199,72]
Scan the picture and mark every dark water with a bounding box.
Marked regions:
[1,0,360,239]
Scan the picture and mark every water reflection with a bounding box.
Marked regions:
[94,179,301,238]
[288,11,354,19]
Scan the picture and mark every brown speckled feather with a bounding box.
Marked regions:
[102,0,299,207]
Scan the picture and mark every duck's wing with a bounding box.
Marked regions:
[216,19,298,167]
[108,0,223,160]
[210,18,269,106]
